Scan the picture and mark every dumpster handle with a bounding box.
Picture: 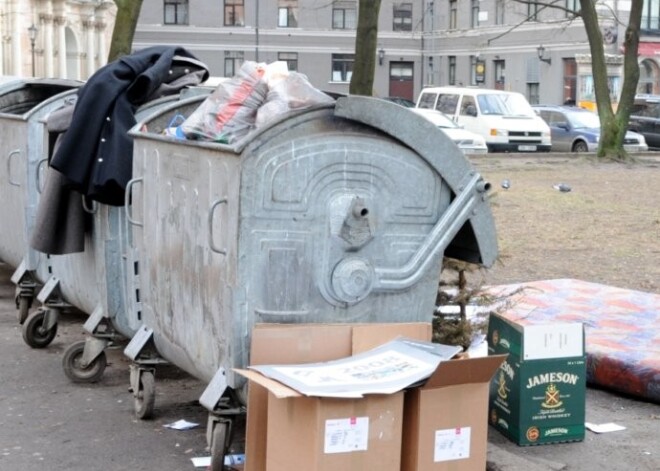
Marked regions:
[82,196,98,214]
[7,149,21,187]
[125,177,143,227]
[36,158,47,194]
[208,198,228,255]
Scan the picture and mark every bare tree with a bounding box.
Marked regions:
[107,0,144,61]
[349,0,382,96]
[509,0,643,160]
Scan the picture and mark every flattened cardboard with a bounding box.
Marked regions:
[243,323,431,471]
[401,354,507,471]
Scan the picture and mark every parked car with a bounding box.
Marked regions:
[411,108,488,154]
[629,94,660,149]
[533,105,648,153]
[416,87,551,152]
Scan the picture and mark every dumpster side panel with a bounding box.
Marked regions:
[240,110,449,335]
[0,118,29,267]
[134,141,240,382]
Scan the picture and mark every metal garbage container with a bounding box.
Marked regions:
[124,94,498,467]
[18,89,214,375]
[0,78,82,323]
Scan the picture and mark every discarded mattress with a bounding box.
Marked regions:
[486,279,660,403]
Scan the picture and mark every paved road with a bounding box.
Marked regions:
[0,261,658,470]
[0,262,211,471]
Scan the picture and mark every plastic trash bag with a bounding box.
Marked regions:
[180,61,268,144]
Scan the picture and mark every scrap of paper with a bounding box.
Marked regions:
[585,422,626,433]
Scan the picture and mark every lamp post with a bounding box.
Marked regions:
[28,24,38,76]
[537,44,551,65]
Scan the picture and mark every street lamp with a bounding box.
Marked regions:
[537,44,551,65]
[378,48,385,66]
[28,24,38,76]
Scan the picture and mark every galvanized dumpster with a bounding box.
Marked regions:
[18,90,213,381]
[0,79,82,322]
[125,94,498,467]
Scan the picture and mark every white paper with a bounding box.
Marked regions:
[523,323,584,360]
[434,427,471,462]
[324,417,369,454]
[191,456,211,467]
[163,419,199,430]
[585,422,626,433]
[250,337,461,397]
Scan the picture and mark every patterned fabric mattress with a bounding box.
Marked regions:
[486,279,660,403]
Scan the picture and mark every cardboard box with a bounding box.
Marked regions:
[241,323,432,471]
[487,313,586,445]
[401,354,506,471]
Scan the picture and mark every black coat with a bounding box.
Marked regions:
[50,46,209,206]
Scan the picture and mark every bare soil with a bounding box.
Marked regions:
[467,153,660,294]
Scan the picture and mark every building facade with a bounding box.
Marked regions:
[0,0,116,79]
[4,1,660,105]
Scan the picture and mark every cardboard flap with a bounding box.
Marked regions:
[352,323,432,353]
[234,369,302,398]
[423,354,507,389]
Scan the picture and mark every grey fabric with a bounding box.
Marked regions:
[30,104,88,255]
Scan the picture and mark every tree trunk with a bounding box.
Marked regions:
[107,0,144,62]
[580,0,642,160]
[349,0,382,96]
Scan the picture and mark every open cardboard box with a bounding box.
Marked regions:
[240,323,431,471]
[238,323,505,471]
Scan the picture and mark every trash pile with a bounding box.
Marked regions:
[166,61,335,144]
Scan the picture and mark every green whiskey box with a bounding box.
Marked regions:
[487,313,586,446]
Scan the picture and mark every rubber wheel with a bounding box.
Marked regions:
[17,296,30,324]
[22,309,58,349]
[62,340,107,383]
[134,371,155,420]
[210,422,228,471]
[572,141,589,153]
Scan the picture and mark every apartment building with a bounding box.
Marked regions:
[0,0,116,79]
[4,1,660,105]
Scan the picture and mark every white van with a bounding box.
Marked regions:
[416,87,552,152]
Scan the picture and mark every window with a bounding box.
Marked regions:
[470,55,477,85]
[333,2,357,30]
[527,82,540,105]
[460,95,477,116]
[331,54,354,82]
[435,93,459,114]
[448,56,456,85]
[563,58,577,104]
[565,0,580,18]
[642,0,660,30]
[279,52,298,72]
[528,2,539,22]
[224,51,244,77]
[390,62,413,81]
[164,0,188,25]
[494,60,505,90]
[278,1,298,27]
[224,0,245,26]
[449,0,457,30]
[393,3,412,31]
[471,0,479,28]
[495,0,505,25]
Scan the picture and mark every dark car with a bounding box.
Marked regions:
[629,94,660,149]
[533,104,648,153]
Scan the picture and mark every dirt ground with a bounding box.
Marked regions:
[467,153,660,294]
[467,153,660,471]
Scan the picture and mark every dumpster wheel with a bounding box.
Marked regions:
[62,340,107,383]
[22,309,58,349]
[134,370,156,420]
[209,421,228,471]
[17,296,31,324]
